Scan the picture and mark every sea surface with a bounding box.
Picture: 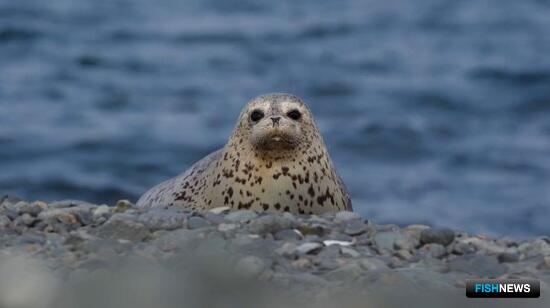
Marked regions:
[1,0,550,236]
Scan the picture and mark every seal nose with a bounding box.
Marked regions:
[271,117,281,126]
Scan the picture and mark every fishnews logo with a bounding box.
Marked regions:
[466,279,540,298]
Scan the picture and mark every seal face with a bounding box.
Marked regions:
[137,93,353,214]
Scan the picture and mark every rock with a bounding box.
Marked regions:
[497,251,520,263]
[323,261,364,282]
[97,214,149,242]
[274,229,302,241]
[357,257,389,271]
[115,200,134,212]
[92,205,111,221]
[203,212,224,224]
[249,215,295,234]
[394,249,413,260]
[340,247,360,258]
[218,223,238,233]
[187,216,208,229]
[323,240,353,247]
[138,210,185,230]
[343,220,368,236]
[451,240,477,255]
[420,228,455,247]
[275,242,298,258]
[295,242,323,255]
[235,256,265,278]
[297,224,329,237]
[49,200,94,209]
[373,231,411,253]
[38,209,81,231]
[447,255,507,277]
[14,201,46,216]
[14,213,36,228]
[225,210,258,223]
[537,256,550,270]
[334,211,362,222]
[209,206,230,215]
[423,243,446,259]
[0,215,11,229]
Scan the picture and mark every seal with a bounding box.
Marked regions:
[136,93,352,214]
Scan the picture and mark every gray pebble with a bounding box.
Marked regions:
[424,243,447,259]
[340,247,360,258]
[0,215,10,229]
[97,214,150,242]
[343,220,368,236]
[14,201,45,216]
[225,210,258,223]
[249,215,295,234]
[447,255,507,277]
[295,242,323,255]
[274,229,302,241]
[138,210,185,230]
[187,216,208,229]
[334,211,362,222]
[498,251,519,263]
[235,256,266,278]
[420,228,455,246]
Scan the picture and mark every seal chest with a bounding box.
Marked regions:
[137,93,352,214]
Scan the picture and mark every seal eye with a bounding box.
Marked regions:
[287,109,302,121]
[250,110,264,122]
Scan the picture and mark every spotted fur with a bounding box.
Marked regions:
[136,93,353,214]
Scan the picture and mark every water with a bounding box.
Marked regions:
[1,0,550,236]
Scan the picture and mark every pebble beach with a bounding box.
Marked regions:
[0,196,548,307]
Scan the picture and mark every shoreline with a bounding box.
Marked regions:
[1,198,549,307]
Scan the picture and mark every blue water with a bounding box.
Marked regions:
[1,0,550,236]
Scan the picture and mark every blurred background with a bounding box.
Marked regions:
[1,0,549,236]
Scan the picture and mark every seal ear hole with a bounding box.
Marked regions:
[250,109,264,122]
[287,109,302,121]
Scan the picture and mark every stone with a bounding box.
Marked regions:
[373,231,410,253]
[424,243,446,259]
[248,215,295,234]
[14,213,36,228]
[274,229,302,241]
[0,215,10,229]
[420,228,455,246]
[138,210,185,230]
[209,206,230,215]
[218,223,238,233]
[323,240,353,247]
[537,256,550,270]
[235,256,265,278]
[297,224,329,237]
[38,209,81,231]
[447,255,507,277]
[115,199,134,212]
[92,205,111,220]
[295,242,323,255]
[334,211,362,222]
[394,249,413,260]
[275,242,298,258]
[14,201,45,216]
[497,251,520,263]
[225,210,258,223]
[340,247,360,258]
[343,220,368,236]
[187,216,208,229]
[97,214,149,242]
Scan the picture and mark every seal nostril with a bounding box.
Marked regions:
[271,117,281,125]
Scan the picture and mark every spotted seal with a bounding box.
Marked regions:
[136,93,352,214]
